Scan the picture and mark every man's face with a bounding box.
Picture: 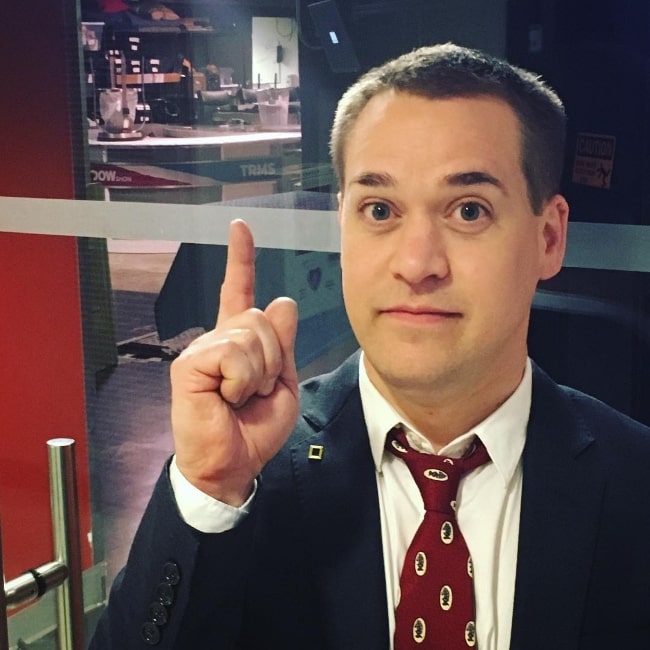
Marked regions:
[338,91,568,404]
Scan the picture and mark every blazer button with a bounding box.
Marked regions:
[149,601,168,626]
[141,621,161,645]
[162,561,181,585]
[156,582,175,606]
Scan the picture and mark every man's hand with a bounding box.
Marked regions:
[170,220,299,506]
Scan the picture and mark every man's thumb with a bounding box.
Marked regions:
[264,297,299,383]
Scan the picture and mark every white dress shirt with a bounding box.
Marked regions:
[170,355,531,650]
[360,355,531,650]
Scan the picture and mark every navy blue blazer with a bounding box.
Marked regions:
[90,353,650,649]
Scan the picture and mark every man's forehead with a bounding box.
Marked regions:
[346,91,521,148]
[341,91,524,190]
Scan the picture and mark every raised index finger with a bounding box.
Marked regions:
[217,219,255,325]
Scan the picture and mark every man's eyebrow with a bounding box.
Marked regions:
[350,172,396,187]
[444,171,507,193]
[349,170,507,193]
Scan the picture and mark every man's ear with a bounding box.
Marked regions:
[337,191,343,224]
[538,194,569,281]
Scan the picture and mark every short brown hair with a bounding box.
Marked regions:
[330,43,566,214]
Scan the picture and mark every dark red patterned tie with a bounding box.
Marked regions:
[387,427,491,649]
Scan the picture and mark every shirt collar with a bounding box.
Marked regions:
[359,353,531,487]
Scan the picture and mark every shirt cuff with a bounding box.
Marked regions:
[169,456,256,534]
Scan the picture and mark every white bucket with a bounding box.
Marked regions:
[257,88,289,128]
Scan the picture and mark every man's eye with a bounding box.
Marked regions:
[459,202,484,221]
[364,202,392,221]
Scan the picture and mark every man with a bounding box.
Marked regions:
[90,44,650,650]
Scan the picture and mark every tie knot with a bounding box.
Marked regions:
[387,427,490,514]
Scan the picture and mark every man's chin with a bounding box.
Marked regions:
[364,353,465,395]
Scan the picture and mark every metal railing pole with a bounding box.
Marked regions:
[0,519,9,650]
[4,561,68,611]
[48,438,84,650]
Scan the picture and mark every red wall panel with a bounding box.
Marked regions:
[0,233,91,575]
[0,2,77,200]
[0,0,93,578]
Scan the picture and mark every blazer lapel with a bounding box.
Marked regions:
[510,365,605,649]
[290,353,390,650]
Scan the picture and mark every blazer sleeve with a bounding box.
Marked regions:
[88,459,256,650]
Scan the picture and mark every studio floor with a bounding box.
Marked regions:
[88,241,178,585]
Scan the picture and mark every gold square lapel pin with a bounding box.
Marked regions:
[307,445,325,461]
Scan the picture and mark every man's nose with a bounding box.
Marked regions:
[388,215,450,285]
